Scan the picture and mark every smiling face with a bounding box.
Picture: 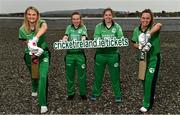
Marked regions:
[72,14,81,27]
[103,10,113,24]
[140,12,152,28]
[26,9,38,24]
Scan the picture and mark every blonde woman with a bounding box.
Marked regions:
[18,6,49,113]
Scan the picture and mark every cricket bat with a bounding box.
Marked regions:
[138,51,147,80]
[31,55,39,79]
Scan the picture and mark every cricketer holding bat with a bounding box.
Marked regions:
[90,8,124,103]
[62,12,87,100]
[131,9,162,113]
[18,6,50,113]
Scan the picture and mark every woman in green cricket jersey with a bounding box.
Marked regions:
[131,9,162,113]
[91,8,124,103]
[62,12,87,100]
[18,6,49,113]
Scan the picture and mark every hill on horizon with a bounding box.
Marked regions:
[40,8,128,17]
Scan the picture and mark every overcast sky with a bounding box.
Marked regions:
[0,0,179,14]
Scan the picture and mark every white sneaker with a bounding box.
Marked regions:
[41,106,48,114]
[31,92,37,97]
[139,107,148,113]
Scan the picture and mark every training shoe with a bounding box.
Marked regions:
[90,95,96,101]
[31,92,37,97]
[41,106,48,114]
[80,95,87,100]
[115,97,121,103]
[67,94,75,100]
[139,107,148,113]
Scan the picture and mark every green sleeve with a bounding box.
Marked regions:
[93,24,101,40]
[39,19,46,27]
[82,25,88,37]
[116,24,123,39]
[131,28,138,43]
[65,25,70,36]
[18,27,27,41]
[151,23,161,37]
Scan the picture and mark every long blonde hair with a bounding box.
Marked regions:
[23,6,40,34]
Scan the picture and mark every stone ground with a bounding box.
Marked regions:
[0,26,179,114]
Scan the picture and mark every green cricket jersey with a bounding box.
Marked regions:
[18,19,48,53]
[65,24,88,53]
[94,21,124,54]
[132,24,161,56]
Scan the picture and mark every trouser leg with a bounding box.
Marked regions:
[24,53,38,92]
[108,54,121,98]
[92,54,106,96]
[76,54,87,95]
[65,54,75,96]
[142,54,160,109]
[38,51,49,106]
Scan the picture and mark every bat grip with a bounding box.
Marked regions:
[31,55,39,64]
[140,51,146,60]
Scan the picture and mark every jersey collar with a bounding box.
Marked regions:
[103,20,115,30]
[71,24,81,30]
[139,24,152,33]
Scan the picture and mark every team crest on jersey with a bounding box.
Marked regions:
[43,58,48,62]
[112,28,116,33]
[149,68,155,73]
[114,63,119,67]
[78,29,82,34]
[81,64,86,69]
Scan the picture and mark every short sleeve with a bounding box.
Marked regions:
[93,24,101,40]
[116,24,124,38]
[131,28,139,43]
[82,25,88,37]
[18,27,27,41]
[39,19,46,27]
[65,25,70,36]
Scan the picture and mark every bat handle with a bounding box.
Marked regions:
[140,51,146,60]
[31,55,39,64]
